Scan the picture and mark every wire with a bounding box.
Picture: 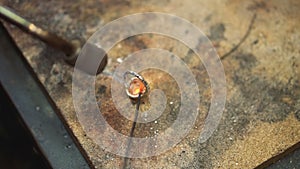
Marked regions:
[122,93,142,169]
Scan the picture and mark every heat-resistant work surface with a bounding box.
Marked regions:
[1,0,299,168]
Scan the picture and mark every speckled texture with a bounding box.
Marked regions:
[1,0,299,168]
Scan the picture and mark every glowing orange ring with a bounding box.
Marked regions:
[124,71,149,98]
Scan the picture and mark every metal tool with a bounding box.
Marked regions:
[0,6,107,74]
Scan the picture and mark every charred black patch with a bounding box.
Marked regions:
[233,53,298,123]
[295,110,300,121]
[233,53,257,69]
[97,85,107,94]
[124,35,148,50]
[209,23,226,41]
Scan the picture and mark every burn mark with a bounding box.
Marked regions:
[233,53,299,123]
[98,85,107,94]
[295,110,300,121]
[233,53,257,69]
[209,23,226,41]
[124,36,148,50]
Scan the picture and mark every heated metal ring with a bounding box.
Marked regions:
[123,71,149,98]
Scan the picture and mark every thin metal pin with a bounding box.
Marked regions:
[122,93,142,169]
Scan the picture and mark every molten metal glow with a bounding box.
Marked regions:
[129,78,146,95]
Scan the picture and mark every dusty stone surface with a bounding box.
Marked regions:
[1,0,299,168]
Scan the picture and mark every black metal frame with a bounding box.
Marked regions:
[0,22,92,169]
